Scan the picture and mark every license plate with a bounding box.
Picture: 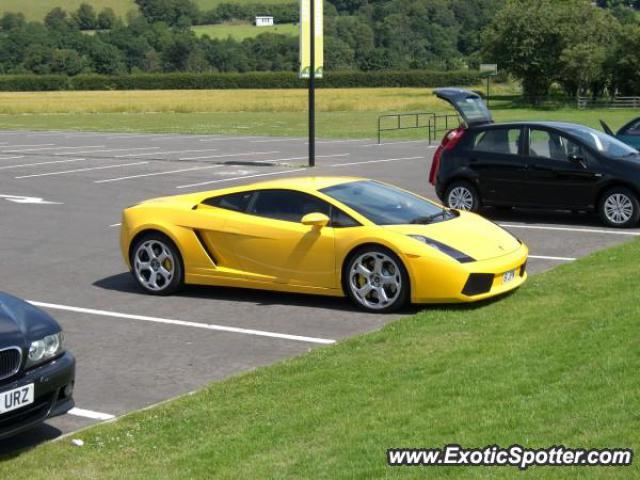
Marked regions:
[503,270,516,284]
[0,384,34,415]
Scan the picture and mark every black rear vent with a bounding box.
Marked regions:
[193,230,217,265]
[461,273,494,296]
[0,347,22,381]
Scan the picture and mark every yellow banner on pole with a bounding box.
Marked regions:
[299,0,323,79]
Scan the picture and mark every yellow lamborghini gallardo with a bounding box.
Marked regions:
[120,177,528,312]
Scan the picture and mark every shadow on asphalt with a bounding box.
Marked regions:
[481,206,605,227]
[93,272,424,314]
[0,423,62,460]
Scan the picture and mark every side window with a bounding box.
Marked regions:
[331,208,360,228]
[622,120,640,136]
[472,128,521,154]
[249,190,331,223]
[529,129,583,161]
[203,191,253,212]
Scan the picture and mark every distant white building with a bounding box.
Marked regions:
[255,16,274,27]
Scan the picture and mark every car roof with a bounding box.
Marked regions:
[486,121,592,131]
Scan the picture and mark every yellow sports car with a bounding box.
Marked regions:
[120,177,528,312]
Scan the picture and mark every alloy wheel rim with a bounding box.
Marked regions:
[604,193,633,224]
[134,240,175,291]
[448,186,473,210]
[349,252,401,310]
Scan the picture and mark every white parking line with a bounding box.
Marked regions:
[109,223,121,227]
[0,156,25,160]
[328,156,423,167]
[0,158,89,170]
[250,138,299,143]
[68,408,115,421]
[177,168,308,189]
[28,301,336,345]
[363,140,430,147]
[528,255,576,261]
[199,136,263,142]
[95,164,225,183]
[15,161,149,179]
[3,145,105,153]
[0,143,55,149]
[54,146,160,156]
[499,223,640,236]
[179,151,280,161]
[115,148,219,158]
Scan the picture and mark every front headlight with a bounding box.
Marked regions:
[27,332,64,368]
[409,235,475,263]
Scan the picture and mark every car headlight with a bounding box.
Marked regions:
[409,235,475,263]
[27,332,64,368]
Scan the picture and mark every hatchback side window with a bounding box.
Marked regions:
[622,120,640,136]
[529,129,584,161]
[203,191,254,212]
[472,128,521,154]
[249,189,331,223]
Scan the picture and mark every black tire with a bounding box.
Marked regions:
[444,180,480,212]
[343,245,410,313]
[130,232,184,295]
[598,187,640,228]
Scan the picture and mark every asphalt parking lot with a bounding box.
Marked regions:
[1,130,638,454]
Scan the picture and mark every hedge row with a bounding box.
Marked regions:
[0,71,483,91]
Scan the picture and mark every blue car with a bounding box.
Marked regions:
[0,293,75,440]
[601,118,640,150]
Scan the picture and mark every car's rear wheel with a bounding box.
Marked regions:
[344,246,409,313]
[131,233,184,295]
[598,187,640,228]
[445,180,480,212]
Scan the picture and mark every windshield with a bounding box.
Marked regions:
[321,180,450,225]
[561,125,638,158]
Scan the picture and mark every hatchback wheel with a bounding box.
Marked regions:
[344,247,409,313]
[445,181,480,212]
[131,233,184,295]
[598,187,640,228]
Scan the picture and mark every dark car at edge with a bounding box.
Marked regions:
[0,292,75,440]
[430,88,640,228]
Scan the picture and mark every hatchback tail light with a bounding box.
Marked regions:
[428,127,466,185]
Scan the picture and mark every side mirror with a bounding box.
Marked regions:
[568,154,586,168]
[301,212,329,227]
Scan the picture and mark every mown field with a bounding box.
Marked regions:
[192,22,297,39]
[0,0,291,21]
[2,236,638,479]
[0,87,637,140]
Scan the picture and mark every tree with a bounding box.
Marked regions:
[610,24,640,94]
[135,0,200,26]
[44,7,71,30]
[483,0,617,101]
[0,12,26,31]
[72,3,97,30]
[97,8,117,30]
[49,48,87,75]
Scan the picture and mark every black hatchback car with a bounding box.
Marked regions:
[430,88,640,227]
[0,292,75,440]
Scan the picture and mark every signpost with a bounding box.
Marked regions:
[479,63,497,107]
[300,0,323,167]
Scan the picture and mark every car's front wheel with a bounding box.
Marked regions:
[598,187,640,228]
[344,246,409,313]
[131,233,184,295]
[445,180,480,212]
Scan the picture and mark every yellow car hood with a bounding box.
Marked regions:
[385,211,521,261]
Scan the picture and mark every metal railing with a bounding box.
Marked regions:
[377,112,461,144]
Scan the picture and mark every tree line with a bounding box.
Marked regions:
[0,0,639,98]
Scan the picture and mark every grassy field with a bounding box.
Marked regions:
[1,239,638,478]
[192,22,297,39]
[0,87,637,139]
[0,0,291,21]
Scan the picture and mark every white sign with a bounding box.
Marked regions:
[480,64,498,76]
[0,194,62,205]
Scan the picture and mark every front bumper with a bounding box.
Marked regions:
[0,351,75,441]
[409,243,528,304]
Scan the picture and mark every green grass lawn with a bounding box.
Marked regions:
[192,22,297,39]
[1,238,638,478]
[0,108,638,140]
